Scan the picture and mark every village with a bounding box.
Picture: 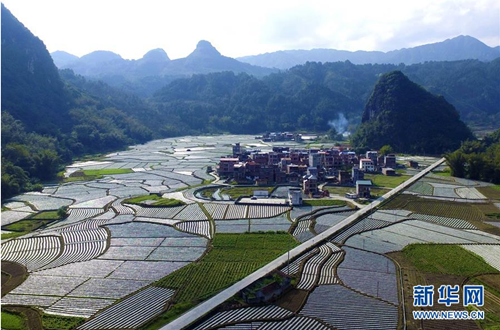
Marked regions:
[217,139,419,204]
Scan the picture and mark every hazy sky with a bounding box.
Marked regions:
[3,0,499,60]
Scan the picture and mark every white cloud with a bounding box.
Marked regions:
[2,0,499,59]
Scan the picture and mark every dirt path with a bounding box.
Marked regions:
[1,261,28,296]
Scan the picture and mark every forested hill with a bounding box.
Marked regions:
[1,5,159,198]
[152,59,500,135]
[351,71,473,154]
[1,3,70,134]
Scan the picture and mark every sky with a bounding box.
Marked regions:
[3,0,499,60]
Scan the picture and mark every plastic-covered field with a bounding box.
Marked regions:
[1,210,34,226]
[2,236,61,271]
[338,247,398,304]
[45,297,114,318]
[174,204,207,220]
[69,278,151,299]
[193,305,293,330]
[107,261,189,280]
[127,204,186,219]
[1,294,61,307]
[106,222,192,238]
[247,205,290,219]
[297,244,331,290]
[280,249,318,276]
[10,275,87,296]
[410,213,477,229]
[71,196,117,209]
[258,316,330,330]
[345,220,500,254]
[248,215,291,232]
[204,203,228,219]
[215,219,249,233]
[11,193,73,211]
[34,259,123,278]
[299,285,398,330]
[225,205,248,219]
[78,287,175,330]
[147,246,206,261]
[461,245,500,271]
[175,220,212,238]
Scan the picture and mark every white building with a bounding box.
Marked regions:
[288,188,303,206]
[359,158,375,172]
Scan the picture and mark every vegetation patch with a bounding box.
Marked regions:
[3,219,53,233]
[124,195,185,207]
[29,210,62,220]
[302,199,346,207]
[402,244,498,276]
[152,232,298,325]
[0,309,26,330]
[1,232,27,240]
[381,194,484,221]
[364,173,410,188]
[220,186,275,200]
[41,313,85,330]
[324,186,355,195]
[478,186,500,199]
[82,168,134,176]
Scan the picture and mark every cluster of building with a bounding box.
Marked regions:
[218,143,410,199]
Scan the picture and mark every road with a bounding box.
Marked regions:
[163,157,446,330]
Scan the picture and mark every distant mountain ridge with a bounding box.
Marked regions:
[51,41,276,95]
[237,36,500,69]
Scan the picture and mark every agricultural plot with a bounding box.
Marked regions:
[428,182,461,198]
[42,240,107,269]
[45,297,115,318]
[297,244,331,290]
[107,261,189,281]
[78,287,175,330]
[410,213,477,229]
[455,187,486,199]
[174,204,207,220]
[203,203,228,220]
[110,237,164,246]
[34,259,123,278]
[225,205,248,219]
[69,278,151,299]
[126,204,186,219]
[193,305,293,330]
[70,196,116,209]
[10,193,73,211]
[300,285,398,330]
[407,181,433,195]
[215,219,250,233]
[345,220,500,254]
[147,246,206,262]
[257,316,330,330]
[1,210,34,226]
[1,236,61,271]
[134,216,180,226]
[337,247,398,304]
[247,205,290,219]
[106,222,192,238]
[99,246,156,260]
[314,211,356,234]
[248,215,291,232]
[280,248,318,276]
[1,294,61,307]
[175,220,212,238]
[11,274,87,296]
[460,245,500,271]
[331,218,393,244]
[382,194,484,221]
[318,250,343,285]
